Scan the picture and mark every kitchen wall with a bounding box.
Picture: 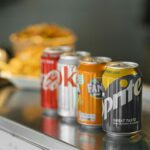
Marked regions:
[0,0,149,82]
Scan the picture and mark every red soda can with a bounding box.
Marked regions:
[41,46,73,115]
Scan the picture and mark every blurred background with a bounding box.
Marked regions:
[0,0,149,83]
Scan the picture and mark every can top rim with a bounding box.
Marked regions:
[106,61,139,69]
[80,56,112,64]
[57,46,73,52]
[44,46,72,54]
[60,51,90,60]
[60,55,79,60]
[76,51,91,57]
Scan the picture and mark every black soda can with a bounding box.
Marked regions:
[102,61,143,136]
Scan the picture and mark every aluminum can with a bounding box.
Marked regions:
[102,61,143,136]
[41,115,59,138]
[58,51,90,119]
[77,57,111,127]
[41,46,73,115]
[58,53,79,119]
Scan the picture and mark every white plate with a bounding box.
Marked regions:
[0,72,40,90]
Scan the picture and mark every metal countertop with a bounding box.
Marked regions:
[0,86,150,150]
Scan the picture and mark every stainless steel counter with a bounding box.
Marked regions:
[0,86,150,150]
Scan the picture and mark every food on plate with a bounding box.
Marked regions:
[1,46,43,77]
[10,23,76,53]
[0,48,8,62]
[0,23,76,78]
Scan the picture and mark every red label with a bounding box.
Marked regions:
[64,66,77,87]
[43,70,60,90]
[60,66,77,87]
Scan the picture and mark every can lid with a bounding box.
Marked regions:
[44,47,62,54]
[76,51,91,57]
[60,52,79,60]
[57,46,73,52]
[80,56,112,64]
[106,61,139,69]
[44,46,72,54]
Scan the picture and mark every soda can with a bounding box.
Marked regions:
[41,115,59,138]
[103,133,148,150]
[41,46,73,115]
[77,57,112,128]
[58,52,90,120]
[102,61,143,136]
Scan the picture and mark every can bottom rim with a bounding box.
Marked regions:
[78,122,102,129]
[61,117,76,124]
[105,130,142,137]
[43,109,57,116]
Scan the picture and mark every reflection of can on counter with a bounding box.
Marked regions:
[59,119,78,146]
[78,127,103,150]
[102,62,143,136]
[77,57,111,128]
[103,133,149,150]
[41,46,73,115]
[41,115,59,138]
[58,51,90,120]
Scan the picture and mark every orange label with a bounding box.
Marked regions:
[77,64,104,126]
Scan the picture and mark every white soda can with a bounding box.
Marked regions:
[58,53,79,120]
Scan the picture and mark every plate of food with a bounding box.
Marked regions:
[0,23,76,90]
[0,49,41,90]
[0,72,40,90]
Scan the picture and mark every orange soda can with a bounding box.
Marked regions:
[77,57,111,128]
